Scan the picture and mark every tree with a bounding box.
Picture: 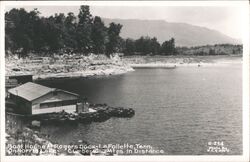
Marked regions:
[76,5,93,53]
[91,16,107,54]
[209,49,216,55]
[134,36,160,55]
[161,38,175,55]
[106,22,123,56]
[27,8,45,51]
[5,6,126,57]
[64,12,77,50]
[150,37,160,55]
[5,8,44,56]
[135,36,150,54]
[42,14,65,51]
[53,13,66,50]
[123,38,136,55]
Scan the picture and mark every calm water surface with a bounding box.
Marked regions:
[37,64,242,155]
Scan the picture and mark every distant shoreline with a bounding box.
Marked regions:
[124,55,242,68]
[129,62,241,68]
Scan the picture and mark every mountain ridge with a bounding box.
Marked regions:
[102,18,241,47]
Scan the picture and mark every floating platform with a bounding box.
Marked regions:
[26,104,135,125]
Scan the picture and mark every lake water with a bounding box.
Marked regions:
[37,64,242,155]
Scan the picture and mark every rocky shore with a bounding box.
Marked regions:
[5,54,134,80]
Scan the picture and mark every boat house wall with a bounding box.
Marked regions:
[9,94,32,114]
[31,90,79,115]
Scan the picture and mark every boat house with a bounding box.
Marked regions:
[8,82,80,115]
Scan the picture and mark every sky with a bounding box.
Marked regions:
[5,5,245,39]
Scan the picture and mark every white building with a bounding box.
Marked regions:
[8,82,80,115]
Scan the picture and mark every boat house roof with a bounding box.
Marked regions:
[8,82,55,101]
[8,82,79,102]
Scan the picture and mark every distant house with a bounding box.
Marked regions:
[8,82,80,115]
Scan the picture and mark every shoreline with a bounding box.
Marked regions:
[5,54,134,80]
[30,60,242,81]
[126,55,242,68]
[129,62,242,68]
[33,67,134,80]
[5,55,242,80]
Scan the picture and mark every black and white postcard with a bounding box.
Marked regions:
[0,1,249,162]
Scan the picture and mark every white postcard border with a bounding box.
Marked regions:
[0,1,249,162]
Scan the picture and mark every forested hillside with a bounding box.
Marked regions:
[5,6,242,57]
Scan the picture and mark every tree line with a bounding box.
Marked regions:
[5,6,176,57]
[176,44,242,55]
